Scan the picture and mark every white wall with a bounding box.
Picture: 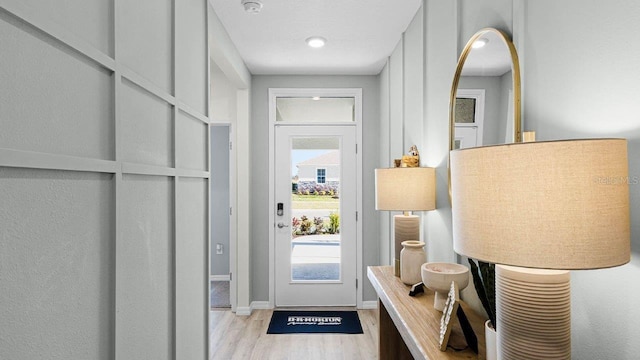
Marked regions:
[403,6,425,152]
[379,2,458,266]
[378,60,391,265]
[207,2,252,312]
[524,1,640,358]
[381,0,640,358]
[0,0,211,358]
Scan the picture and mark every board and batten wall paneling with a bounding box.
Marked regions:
[176,110,208,171]
[0,169,115,360]
[389,40,404,167]
[423,0,458,267]
[120,78,174,168]
[0,0,211,358]
[18,0,114,56]
[0,10,114,161]
[176,177,208,359]
[117,175,174,360]
[458,0,512,54]
[117,0,173,94]
[176,0,208,115]
[378,61,391,266]
[403,5,424,156]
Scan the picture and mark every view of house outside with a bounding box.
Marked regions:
[290,149,341,281]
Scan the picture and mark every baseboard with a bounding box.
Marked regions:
[237,301,372,314]
[235,306,251,316]
[210,275,230,281]
[361,301,378,310]
[251,301,271,310]
[234,301,272,316]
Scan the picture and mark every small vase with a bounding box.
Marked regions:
[400,240,426,285]
[485,320,497,360]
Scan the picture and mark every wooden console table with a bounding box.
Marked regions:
[368,266,486,359]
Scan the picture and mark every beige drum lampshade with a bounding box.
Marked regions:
[450,138,630,270]
[375,167,436,211]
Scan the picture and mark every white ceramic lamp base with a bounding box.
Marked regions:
[496,265,571,360]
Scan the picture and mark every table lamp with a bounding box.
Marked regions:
[450,139,630,359]
[375,167,436,277]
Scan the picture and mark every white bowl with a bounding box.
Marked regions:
[421,262,470,311]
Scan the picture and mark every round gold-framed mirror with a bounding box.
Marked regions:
[448,28,522,200]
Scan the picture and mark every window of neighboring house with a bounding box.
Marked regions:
[316,168,326,184]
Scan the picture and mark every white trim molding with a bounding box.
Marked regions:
[267,88,364,309]
[235,301,271,316]
[361,301,378,310]
[210,275,231,282]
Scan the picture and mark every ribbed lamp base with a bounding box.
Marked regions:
[496,265,571,360]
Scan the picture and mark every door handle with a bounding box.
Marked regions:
[277,222,289,228]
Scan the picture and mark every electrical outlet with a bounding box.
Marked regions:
[216,243,223,255]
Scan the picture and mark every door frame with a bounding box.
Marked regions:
[268,88,363,308]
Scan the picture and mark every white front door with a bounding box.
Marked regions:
[274,125,357,306]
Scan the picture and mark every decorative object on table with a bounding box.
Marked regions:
[450,139,630,359]
[393,159,402,168]
[523,131,536,142]
[484,319,497,360]
[401,145,420,167]
[421,262,470,311]
[467,259,495,329]
[399,240,426,285]
[408,281,424,297]
[375,166,436,277]
[456,306,478,354]
[468,259,496,360]
[438,281,460,351]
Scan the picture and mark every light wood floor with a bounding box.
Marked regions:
[209,308,378,360]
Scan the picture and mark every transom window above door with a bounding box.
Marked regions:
[276,97,355,122]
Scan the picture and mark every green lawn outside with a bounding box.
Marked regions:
[291,194,339,210]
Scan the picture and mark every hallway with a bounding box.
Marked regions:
[209,309,378,360]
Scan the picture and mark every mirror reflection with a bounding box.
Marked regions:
[450,28,521,151]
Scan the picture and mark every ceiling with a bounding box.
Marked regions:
[210,0,422,75]
[461,31,513,77]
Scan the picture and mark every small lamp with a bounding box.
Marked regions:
[450,139,630,359]
[375,167,436,277]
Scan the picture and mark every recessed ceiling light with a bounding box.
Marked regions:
[472,38,488,49]
[312,96,320,101]
[306,37,326,48]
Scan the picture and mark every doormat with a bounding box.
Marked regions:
[266,310,363,334]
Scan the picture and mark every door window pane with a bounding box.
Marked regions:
[290,137,340,281]
[455,97,477,124]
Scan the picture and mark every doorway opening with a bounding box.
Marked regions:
[268,88,363,308]
[210,124,232,309]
